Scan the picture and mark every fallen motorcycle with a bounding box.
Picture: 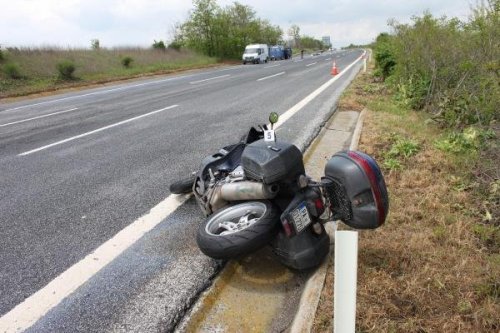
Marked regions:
[169,112,389,270]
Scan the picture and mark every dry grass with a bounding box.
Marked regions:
[312,63,499,332]
[0,47,218,97]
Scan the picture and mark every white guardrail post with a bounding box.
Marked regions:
[334,230,359,333]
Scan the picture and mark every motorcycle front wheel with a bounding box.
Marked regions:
[196,201,280,259]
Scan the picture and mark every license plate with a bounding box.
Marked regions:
[290,202,312,234]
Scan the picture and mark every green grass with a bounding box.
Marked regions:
[0,47,218,97]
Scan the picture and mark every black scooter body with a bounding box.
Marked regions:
[271,224,330,271]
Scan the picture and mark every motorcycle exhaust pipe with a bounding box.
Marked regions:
[220,181,279,201]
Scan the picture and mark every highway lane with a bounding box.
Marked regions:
[0,49,364,331]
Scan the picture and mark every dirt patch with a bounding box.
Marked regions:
[312,62,499,332]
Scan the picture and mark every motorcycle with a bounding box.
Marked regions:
[169,112,389,270]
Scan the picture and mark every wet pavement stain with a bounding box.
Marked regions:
[180,247,307,333]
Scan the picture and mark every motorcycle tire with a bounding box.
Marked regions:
[196,200,280,259]
[169,175,195,194]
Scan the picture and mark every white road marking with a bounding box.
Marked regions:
[272,54,363,129]
[264,64,281,69]
[189,74,230,84]
[306,62,317,67]
[18,104,179,156]
[0,108,78,127]
[0,193,190,333]
[257,71,285,81]
[0,52,365,333]
[293,59,304,62]
[3,75,198,112]
[325,58,332,61]
[215,66,241,72]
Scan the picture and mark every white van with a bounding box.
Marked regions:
[242,44,269,64]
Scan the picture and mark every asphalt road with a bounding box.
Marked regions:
[0,49,364,332]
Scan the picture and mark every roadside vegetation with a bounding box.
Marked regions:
[313,1,498,332]
[0,47,217,98]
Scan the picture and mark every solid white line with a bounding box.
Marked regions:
[215,66,241,72]
[189,74,230,84]
[0,108,78,127]
[306,62,317,67]
[18,105,178,156]
[293,59,304,62]
[257,71,285,81]
[264,64,281,69]
[272,54,362,130]
[0,193,190,333]
[0,53,364,333]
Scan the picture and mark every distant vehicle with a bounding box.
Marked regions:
[269,45,284,60]
[283,47,292,59]
[242,44,269,64]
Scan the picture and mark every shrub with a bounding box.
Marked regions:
[383,157,402,171]
[121,56,133,68]
[374,2,500,128]
[168,40,182,51]
[434,127,495,153]
[0,49,4,62]
[91,39,100,50]
[3,62,22,79]
[373,33,396,80]
[56,60,76,80]
[382,135,420,171]
[152,40,166,50]
[386,136,420,159]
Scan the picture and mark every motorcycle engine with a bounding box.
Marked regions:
[194,166,244,216]
[194,165,279,216]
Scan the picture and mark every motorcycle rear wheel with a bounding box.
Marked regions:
[169,175,195,194]
[196,201,280,259]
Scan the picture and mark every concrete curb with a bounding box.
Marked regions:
[289,108,367,333]
[349,109,366,151]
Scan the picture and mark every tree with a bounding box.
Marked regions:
[299,35,325,49]
[91,39,100,50]
[182,0,219,56]
[152,40,166,50]
[174,0,284,59]
[288,24,300,47]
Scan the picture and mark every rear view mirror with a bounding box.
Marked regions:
[269,112,279,126]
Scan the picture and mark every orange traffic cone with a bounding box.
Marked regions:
[331,61,339,75]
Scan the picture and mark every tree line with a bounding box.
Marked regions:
[170,0,328,59]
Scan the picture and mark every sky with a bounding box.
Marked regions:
[0,0,474,49]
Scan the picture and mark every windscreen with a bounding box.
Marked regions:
[244,48,259,54]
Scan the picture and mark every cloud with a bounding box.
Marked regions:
[236,0,472,46]
[0,0,474,48]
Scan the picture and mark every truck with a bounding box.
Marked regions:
[269,45,284,60]
[242,44,269,64]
